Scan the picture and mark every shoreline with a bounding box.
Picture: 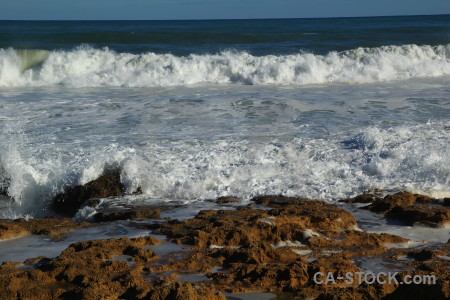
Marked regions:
[0,188,448,299]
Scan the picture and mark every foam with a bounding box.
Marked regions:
[2,120,450,219]
[1,44,450,87]
[303,229,320,239]
[292,249,313,256]
[271,240,306,248]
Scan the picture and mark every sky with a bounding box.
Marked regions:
[1,0,449,20]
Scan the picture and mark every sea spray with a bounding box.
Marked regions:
[0,44,450,87]
[1,120,450,218]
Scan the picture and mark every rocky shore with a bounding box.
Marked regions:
[0,175,449,299]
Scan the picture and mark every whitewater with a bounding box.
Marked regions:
[1,44,450,87]
[1,66,450,218]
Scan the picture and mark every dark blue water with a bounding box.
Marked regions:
[1,15,450,55]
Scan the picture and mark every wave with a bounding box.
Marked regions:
[1,44,450,87]
[1,120,450,219]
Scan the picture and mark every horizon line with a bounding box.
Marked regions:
[1,13,449,22]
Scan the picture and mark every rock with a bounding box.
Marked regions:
[367,192,437,213]
[383,264,450,300]
[1,193,448,299]
[386,205,450,227]
[93,207,161,222]
[211,258,310,293]
[406,249,447,261]
[0,177,10,197]
[443,198,450,207]
[215,196,242,204]
[157,200,360,249]
[0,217,90,240]
[52,172,125,216]
[251,194,311,206]
[147,278,225,300]
[0,236,161,300]
[363,191,449,227]
[0,187,7,197]
[341,193,380,204]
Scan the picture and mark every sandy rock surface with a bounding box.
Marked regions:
[0,193,448,299]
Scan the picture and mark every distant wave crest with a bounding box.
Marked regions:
[1,44,450,87]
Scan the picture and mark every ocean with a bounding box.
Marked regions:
[1,15,450,219]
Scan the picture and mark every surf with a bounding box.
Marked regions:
[15,49,50,72]
[1,44,450,87]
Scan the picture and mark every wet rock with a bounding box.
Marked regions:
[0,177,10,197]
[383,264,450,300]
[251,194,311,206]
[147,277,225,300]
[0,187,7,197]
[0,236,161,300]
[93,207,161,222]
[341,193,380,204]
[52,172,125,216]
[157,200,359,249]
[132,186,143,195]
[1,193,448,299]
[363,191,449,227]
[0,217,90,240]
[215,196,242,204]
[307,254,360,287]
[152,198,411,295]
[406,249,448,261]
[367,192,424,213]
[212,258,310,293]
[443,198,450,207]
[314,283,397,300]
[386,205,450,227]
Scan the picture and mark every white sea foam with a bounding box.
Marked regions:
[1,44,450,87]
[292,249,312,255]
[1,69,450,219]
[2,120,450,219]
[271,240,306,248]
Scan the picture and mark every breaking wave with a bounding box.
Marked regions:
[1,44,450,87]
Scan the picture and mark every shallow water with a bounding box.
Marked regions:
[0,221,151,262]
[339,202,450,244]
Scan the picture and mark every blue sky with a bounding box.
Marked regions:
[1,0,449,20]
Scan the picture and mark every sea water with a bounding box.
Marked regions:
[1,16,450,219]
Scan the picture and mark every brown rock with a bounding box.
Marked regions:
[1,193,448,300]
[387,205,450,227]
[147,277,225,300]
[406,249,448,261]
[341,193,380,204]
[211,258,309,293]
[251,194,311,206]
[52,172,125,216]
[0,217,90,240]
[364,191,449,227]
[383,265,450,300]
[367,192,437,213]
[93,207,161,222]
[215,196,241,204]
[368,192,419,213]
[157,200,359,249]
[0,235,162,300]
[307,254,360,287]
